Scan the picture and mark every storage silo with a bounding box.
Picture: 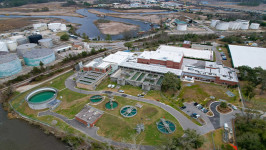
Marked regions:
[38,38,53,48]
[17,37,28,45]
[6,40,17,51]
[240,20,249,30]
[177,24,187,31]
[216,22,229,30]
[0,53,22,78]
[29,34,42,44]
[17,43,38,58]
[210,20,220,28]
[23,48,55,66]
[0,41,8,52]
[60,24,67,31]
[250,23,260,30]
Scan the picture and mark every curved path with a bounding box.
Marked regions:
[41,74,227,149]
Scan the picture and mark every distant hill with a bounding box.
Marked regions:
[0,0,65,7]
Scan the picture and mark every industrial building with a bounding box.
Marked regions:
[48,23,67,31]
[83,58,112,73]
[182,62,238,85]
[23,48,55,66]
[33,23,48,31]
[228,45,266,69]
[0,53,22,78]
[75,105,104,127]
[76,71,108,90]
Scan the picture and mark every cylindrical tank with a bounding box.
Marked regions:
[0,53,22,78]
[210,20,220,28]
[216,22,229,31]
[17,37,28,45]
[229,21,241,30]
[0,41,8,52]
[177,24,187,31]
[6,40,17,51]
[23,48,55,66]
[17,43,38,58]
[48,23,61,30]
[60,24,67,31]
[28,34,42,44]
[38,38,53,48]
[240,20,249,30]
[9,35,24,41]
[33,23,47,30]
[250,23,260,30]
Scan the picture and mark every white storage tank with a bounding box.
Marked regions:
[48,23,61,30]
[250,23,260,30]
[33,23,47,31]
[0,53,22,78]
[216,22,229,31]
[0,41,8,52]
[240,20,249,30]
[17,37,28,45]
[177,24,187,31]
[60,24,67,31]
[17,43,38,58]
[210,20,220,28]
[6,40,17,51]
[229,21,241,30]
[38,38,53,48]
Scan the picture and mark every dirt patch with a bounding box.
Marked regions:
[94,20,139,35]
[111,9,167,13]
[0,2,83,17]
[217,105,232,114]
[0,18,36,32]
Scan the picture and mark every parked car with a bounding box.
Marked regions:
[220,52,225,56]
[222,56,227,60]
[196,104,203,109]
[191,113,200,119]
[137,94,144,98]
[111,84,115,88]
[194,102,198,106]
[231,105,237,110]
[118,90,124,93]
[180,106,187,110]
[108,84,112,88]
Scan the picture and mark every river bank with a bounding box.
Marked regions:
[94,19,139,35]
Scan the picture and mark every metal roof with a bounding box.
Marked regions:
[23,48,54,59]
[0,53,19,64]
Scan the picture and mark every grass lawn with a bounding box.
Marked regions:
[93,96,183,145]
[220,46,233,68]
[178,81,240,106]
[41,71,74,90]
[201,129,224,150]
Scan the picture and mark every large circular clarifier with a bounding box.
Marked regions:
[156,118,176,134]
[26,87,57,110]
[105,101,118,110]
[120,105,137,117]
[90,95,103,103]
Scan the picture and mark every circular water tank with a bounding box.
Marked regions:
[6,40,17,51]
[177,24,187,31]
[17,43,38,58]
[240,20,249,30]
[28,34,42,44]
[0,53,22,78]
[250,23,260,30]
[23,48,55,66]
[210,20,220,28]
[0,41,8,52]
[216,22,229,31]
[38,38,53,48]
[17,37,28,45]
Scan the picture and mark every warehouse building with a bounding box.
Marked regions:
[228,45,266,69]
[75,105,104,127]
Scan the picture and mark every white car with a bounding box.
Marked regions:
[111,84,115,88]
[231,105,237,110]
[108,84,112,88]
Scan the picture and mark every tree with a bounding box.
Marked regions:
[220,102,227,109]
[39,61,44,70]
[243,84,255,99]
[161,72,181,92]
[105,34,112,41]
[124,42,132,50]
[90,48,96,55]
[60,33,69,41]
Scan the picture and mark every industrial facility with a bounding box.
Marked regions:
[0,53,22,78]
[17,43,38,58]
[228,45,266,70]
[75,105,104,127]
[210,19,259,31]
[23,48,55,66]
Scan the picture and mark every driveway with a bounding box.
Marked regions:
[208,102,221,129]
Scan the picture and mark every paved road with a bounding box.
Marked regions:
[208,102,221,129]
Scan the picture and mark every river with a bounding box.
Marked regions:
[0,104,68,150]
[0,8,172,40]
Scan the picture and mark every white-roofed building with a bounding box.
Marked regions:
[157,45,213,60]
[228,45,266,69]
[103,51,134,72]
[83,58,111,73]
